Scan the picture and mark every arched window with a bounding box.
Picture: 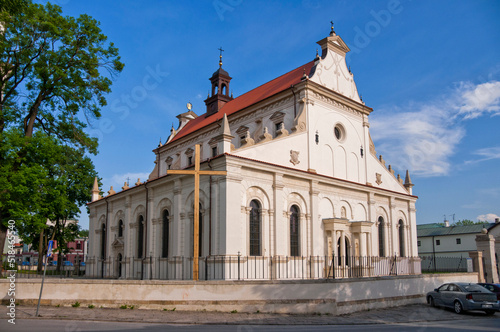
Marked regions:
[221,84,227,95]
[100,224,106,259]
[378,216,385,257]
[162,210,169,258]
[118,220,124,238]
[137,215,144,258]
[249,200,261,256]
[398,219,405,257]
[290,205,300,257]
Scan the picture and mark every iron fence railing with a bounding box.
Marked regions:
[419,255,468,273]
[3,255,423,280]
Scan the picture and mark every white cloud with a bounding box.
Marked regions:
[371,80,500,177]
[477,213,500,222]
[458,81,500,119]
[104,172,150,193]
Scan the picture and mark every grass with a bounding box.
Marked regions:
[230,310,238,313]
[71,301,80,308]
[88,304,95,309]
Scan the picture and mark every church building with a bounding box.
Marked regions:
[87,27,420,280]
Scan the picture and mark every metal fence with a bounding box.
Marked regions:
[420,256,469,273]
[4,255,422,280]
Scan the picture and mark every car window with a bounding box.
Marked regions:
[463,284,487,292]
[448,285,458,292]
[438,284,449,291]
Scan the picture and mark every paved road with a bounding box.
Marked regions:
[1,303,499,331]
[2,318,500,332]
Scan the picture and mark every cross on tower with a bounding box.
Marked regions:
[166,144,227,281]
[330,20,335,34]
[218,47,224,68]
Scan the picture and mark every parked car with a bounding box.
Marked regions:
[477,283,500,301]
[427,283,499,315]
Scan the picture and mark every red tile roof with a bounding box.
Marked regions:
[169,60,316,144]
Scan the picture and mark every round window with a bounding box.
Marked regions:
[334,123,345,142]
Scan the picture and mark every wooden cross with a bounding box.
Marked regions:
[166,144,226,281]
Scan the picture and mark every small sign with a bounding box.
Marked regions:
[47,240,54,257]
[466,258,473,273]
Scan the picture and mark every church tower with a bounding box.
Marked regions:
[204,48,233,116]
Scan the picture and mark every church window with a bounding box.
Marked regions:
[197,204,203,257]
[188,156,193,165]
[378,216,385,257]
[137,215,144,258]
[249,200,261,256]
[334,123,346,142]
[100,223,106,259]
[118,219,124,238]
[398,219,405,257]
[290,205,300,256]
[212,146,218,157]
[162,210,170,258]
[221,84,227,95]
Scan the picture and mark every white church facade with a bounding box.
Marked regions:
[87,28,421,280]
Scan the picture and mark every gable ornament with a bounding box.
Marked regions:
[375,173,382,185]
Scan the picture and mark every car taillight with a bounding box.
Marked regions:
[497,294,500,301]
[466,294,473,300]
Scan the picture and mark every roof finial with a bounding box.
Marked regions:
[218,46,224,68]
[330,20,335,35]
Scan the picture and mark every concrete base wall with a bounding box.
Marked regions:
[1,273,478,315]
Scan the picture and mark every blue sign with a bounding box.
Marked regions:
[47,240,54,257]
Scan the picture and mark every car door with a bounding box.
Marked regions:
[434,284,449,306]
[441,284,458,308]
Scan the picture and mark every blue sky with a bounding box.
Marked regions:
[36,0,500,230]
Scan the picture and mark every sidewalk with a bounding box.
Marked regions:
[2,303,497,325]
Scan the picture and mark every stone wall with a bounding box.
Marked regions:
[0,273,478,315]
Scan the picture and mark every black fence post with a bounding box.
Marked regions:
[237,251,240,281]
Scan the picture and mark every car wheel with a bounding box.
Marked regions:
[427,296,435,307]
[454,301,463,314]
[484,310,495,316]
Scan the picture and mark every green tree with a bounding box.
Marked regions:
[453,219,489,226]
[79,229,89,238]
[0,1,123,259]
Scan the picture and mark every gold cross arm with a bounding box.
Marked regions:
[166,145,227,281]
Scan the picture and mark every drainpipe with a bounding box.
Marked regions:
[208,159,213,256]
[103,197,109,278]
[143,182,149,280]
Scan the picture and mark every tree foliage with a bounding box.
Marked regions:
[453,219,490,226]
[0,1,123,259]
